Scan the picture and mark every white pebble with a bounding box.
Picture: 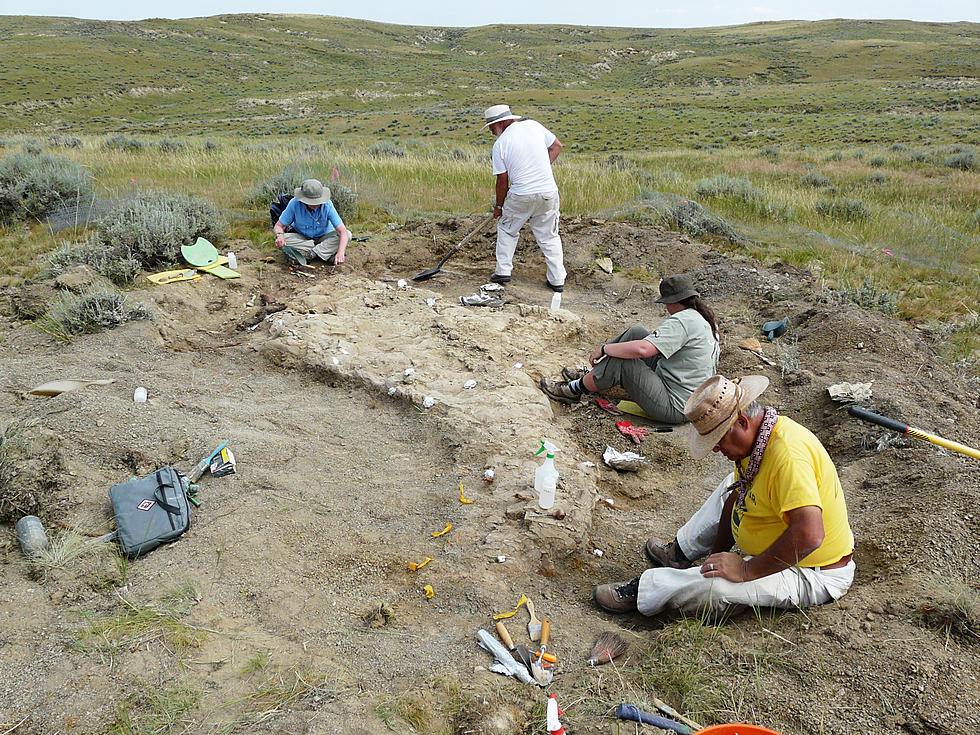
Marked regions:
[426,298,436,307]
[388,387,397,396]
[331,356,339,365]
[593,549,604,557]
[483,469,495,482]
[404,368,415,377]
[496,555,506,563]
[582,461,596,468]
[512,362,523,369]
[397,279,408,289]
[463,379,477,389]
[422,396,435,408]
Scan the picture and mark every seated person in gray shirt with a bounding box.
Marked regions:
[540,275,720,424]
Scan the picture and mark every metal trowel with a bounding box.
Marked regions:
[530,618,554,686]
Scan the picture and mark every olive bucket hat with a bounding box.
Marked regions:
[655,274,700,304]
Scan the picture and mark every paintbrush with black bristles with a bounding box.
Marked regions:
[587,631,628,665]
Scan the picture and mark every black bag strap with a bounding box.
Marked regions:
[152,469,182,516]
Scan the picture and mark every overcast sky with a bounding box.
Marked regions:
[0,0,976,27]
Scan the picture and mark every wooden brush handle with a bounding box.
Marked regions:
[539,618,551,648]
[526,599,538,623]
[495,622,515,650]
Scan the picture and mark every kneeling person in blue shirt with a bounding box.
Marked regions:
[273,179,350,267]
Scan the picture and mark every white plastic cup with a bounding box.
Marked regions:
[550,292,562,311]
[227,251,238,270]
[133,386,147,403]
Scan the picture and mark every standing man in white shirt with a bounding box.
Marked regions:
[482,104,566,292]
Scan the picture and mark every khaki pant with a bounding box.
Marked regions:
[282,230,340,266]
[495,191,566,286]
[590,325,686,424]
[637,473,855,616]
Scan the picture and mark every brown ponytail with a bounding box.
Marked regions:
[680,295,719,341]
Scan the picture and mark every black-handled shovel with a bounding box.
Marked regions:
[848,405,980,461]
[412,214,495,281]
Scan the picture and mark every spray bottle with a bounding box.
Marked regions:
[534,440,560,510]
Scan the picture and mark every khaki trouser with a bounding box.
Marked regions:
[495,191,566,286]
[637,473,855,616]
[282,230,340,266]
[590,325,686,424]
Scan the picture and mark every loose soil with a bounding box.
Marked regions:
[1,216,978,734]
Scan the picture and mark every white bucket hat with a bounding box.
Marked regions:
[294,178,331,206]
[684,374,770,458]
[481,104,522,130]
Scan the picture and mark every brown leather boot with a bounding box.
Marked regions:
[644,537,692,569]
[592,576,640,614]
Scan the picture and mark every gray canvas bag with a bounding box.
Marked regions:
[109,467,191,558]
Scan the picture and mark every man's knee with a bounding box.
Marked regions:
[621,325,650,341]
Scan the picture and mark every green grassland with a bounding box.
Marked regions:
[0,15,977,362]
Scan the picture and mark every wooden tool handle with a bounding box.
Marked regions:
[526,599,537,621]
[539,618,551,648]
[495,622,515,650]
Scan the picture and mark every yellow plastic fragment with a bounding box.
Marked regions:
[432,522,453,537]
[492,593,528,621]
[409,557,433,572]
[459,482,474,504]
[423,585,435,599]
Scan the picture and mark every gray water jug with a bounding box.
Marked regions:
[16,515,49,557]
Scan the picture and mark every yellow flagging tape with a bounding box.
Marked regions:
[492,593,528,621]
[459,481,474,504]
[432,522,453,537]
[423,585,435,599]
[409,557,433,572]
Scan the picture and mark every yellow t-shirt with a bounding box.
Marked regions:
[731,415,853,567]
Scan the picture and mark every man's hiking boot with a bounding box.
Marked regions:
[560,366,588,382]
[489,273,511,284]
[546,281,565,293]
[539,377,581,404]
[592,576,640,613]
[644,537,692,569]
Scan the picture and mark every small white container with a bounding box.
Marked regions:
[550,292,562,311]
[227,251,238,270]
[133,386,147,403]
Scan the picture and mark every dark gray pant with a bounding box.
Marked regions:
[590,325,686,424]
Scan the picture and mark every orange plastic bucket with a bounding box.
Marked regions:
[697,726,783,735]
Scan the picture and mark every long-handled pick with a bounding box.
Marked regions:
[411,214,494,281]
[848,406,980,461]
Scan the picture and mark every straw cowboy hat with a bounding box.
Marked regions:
[654,274,700,304]
[684,374,770,458]
[294,178,331,206]
[481,104,522,130]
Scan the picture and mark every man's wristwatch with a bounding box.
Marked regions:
[600,344,607,356]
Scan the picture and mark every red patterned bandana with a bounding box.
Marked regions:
[730,406,779,509]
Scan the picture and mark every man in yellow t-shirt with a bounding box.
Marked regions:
[593,374,855,616]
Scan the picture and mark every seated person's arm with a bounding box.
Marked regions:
[703,505,825,582]
[590,339,659,365]
[333,223,351,263]
[273,220,286,249]
[710,490,738,554]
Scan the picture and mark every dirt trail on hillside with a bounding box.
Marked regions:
[1,217,978,734]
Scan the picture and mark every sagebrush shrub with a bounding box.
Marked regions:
[762,146,779,162]
[103,135,146,152]
[47,135,82,149]
[329,183,358,221]
[248,166,358,221]
[945,151,977,171]
[367,141,406,158]
[693,175,765,204]
[49,191,225,283]
[864,171,887,185]
[816,199,871,222]
[48,289,152,335]
[869,156,887,168]
[801,172,832,188]
[157,138,187,153]
[0,151,93,224]
[825,151,844,162]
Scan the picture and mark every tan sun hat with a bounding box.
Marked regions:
[481,104,522,130]
[684,374,770,458]
[294,178,331,206]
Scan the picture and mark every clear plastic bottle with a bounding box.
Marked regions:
[534,440,560,510]
[227,251,238,270]
[133,386,147,403]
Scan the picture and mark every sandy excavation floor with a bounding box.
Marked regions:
[1,216,979,734]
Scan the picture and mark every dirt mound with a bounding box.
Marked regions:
[1,217,978,734]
